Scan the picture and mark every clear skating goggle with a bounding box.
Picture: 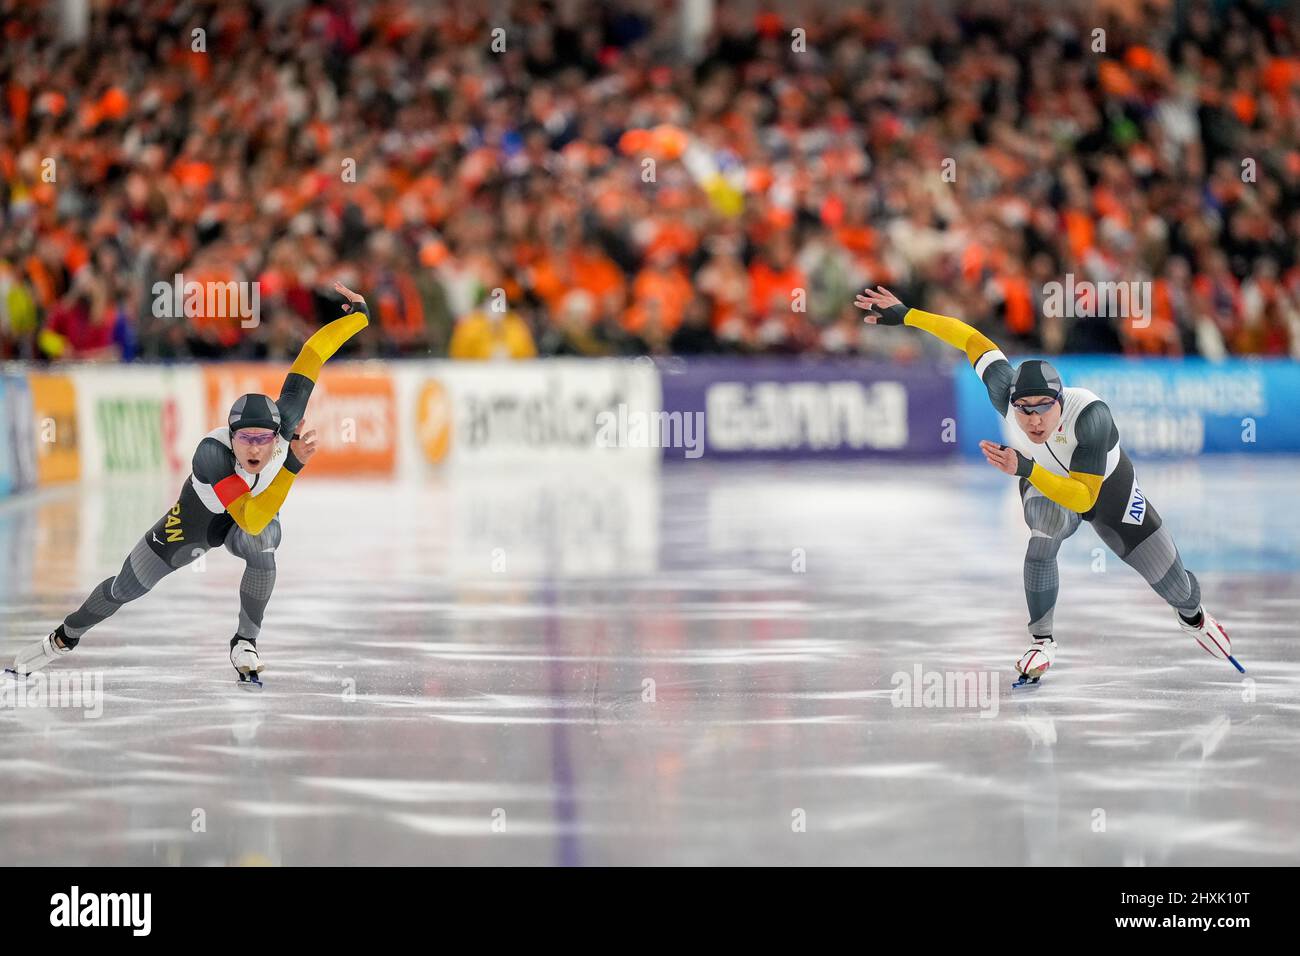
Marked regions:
[1012,398,1059,417]
[233,430,278,447]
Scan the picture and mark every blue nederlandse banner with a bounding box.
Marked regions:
[656,358,956,460]
[954,357,1300,457]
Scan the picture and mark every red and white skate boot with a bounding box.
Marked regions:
[1177,608,1241,671]
[1013,637,1056,687]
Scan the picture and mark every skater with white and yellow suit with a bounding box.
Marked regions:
[855,286,1241,685]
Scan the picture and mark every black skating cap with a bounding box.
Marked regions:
[1009,360,1063,405]
[228,393,282,434]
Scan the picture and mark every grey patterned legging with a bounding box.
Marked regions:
[1020,454,1200,638]
[62,519,281,644]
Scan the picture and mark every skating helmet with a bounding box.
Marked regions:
[1009,360,1063,408]
[228,393,281,435]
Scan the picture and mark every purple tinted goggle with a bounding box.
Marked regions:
[1012,398,1059,416]
[233,430,277,447]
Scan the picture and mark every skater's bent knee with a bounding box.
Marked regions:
[225,519,281,559]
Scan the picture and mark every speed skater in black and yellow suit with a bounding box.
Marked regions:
[7,282,370,689]
[855,286,1243,686]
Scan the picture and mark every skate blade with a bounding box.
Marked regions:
[1227,655,1246,674]
[1011,673,1043,689]
[234,665,264,691]
[236,674,264,692]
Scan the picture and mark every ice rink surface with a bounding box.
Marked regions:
[2,457,1298,866]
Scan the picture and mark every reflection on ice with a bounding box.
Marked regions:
[2,459,1298,865]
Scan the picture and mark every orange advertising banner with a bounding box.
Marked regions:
[203,365,397,476]
[27,372,80,483]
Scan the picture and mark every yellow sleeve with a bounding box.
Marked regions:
[903,309,1001,365]
[275,305,369,438]
[289,309,370,383]
[1025,464,1104,514]
[226,469,297,535]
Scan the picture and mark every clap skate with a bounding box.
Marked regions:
[1012,637,1056,689]
[1177,608,1245,674]
[5,625,74,679]
[230,637,265,691]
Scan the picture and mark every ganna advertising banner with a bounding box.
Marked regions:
[656,358,956,461]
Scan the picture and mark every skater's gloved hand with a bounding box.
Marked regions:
[979,440,1033,477]
[854,286,909,326]
[286,419,319,473]
[333,280,367,313]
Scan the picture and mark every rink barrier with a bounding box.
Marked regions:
[203,364,398,476]
[27,372,80,483]
[0,359,664,492]
[2,356,1299,498]
[954,357,1300,458]
[398,359,662,473]
[654,357,956,460]
[0,372,38,496]
[70,365,206,481]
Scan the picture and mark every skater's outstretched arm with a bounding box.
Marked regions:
[856,286,1012,415]
[980,402,1115,513]
[275,282,370,439]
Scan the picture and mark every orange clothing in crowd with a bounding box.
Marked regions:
[573,250,625,306]
[995,273,1034,336]
[832,224,876,255]
[531,248,625,318]
[1261,57,1300,100]
[628,267,692,333]
[373,273,426,346]
[644,219,698,260]
[172,157,214,191]
[1063,209,1096,261]
[185,266,244,348]
[748,262,805,317]
[960,243,989,284]
[1124,279,1180,355]
[23,255,57,308]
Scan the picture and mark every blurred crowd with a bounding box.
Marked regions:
[2,0,1299,365]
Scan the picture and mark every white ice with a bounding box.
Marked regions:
[1,458,1297,865]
